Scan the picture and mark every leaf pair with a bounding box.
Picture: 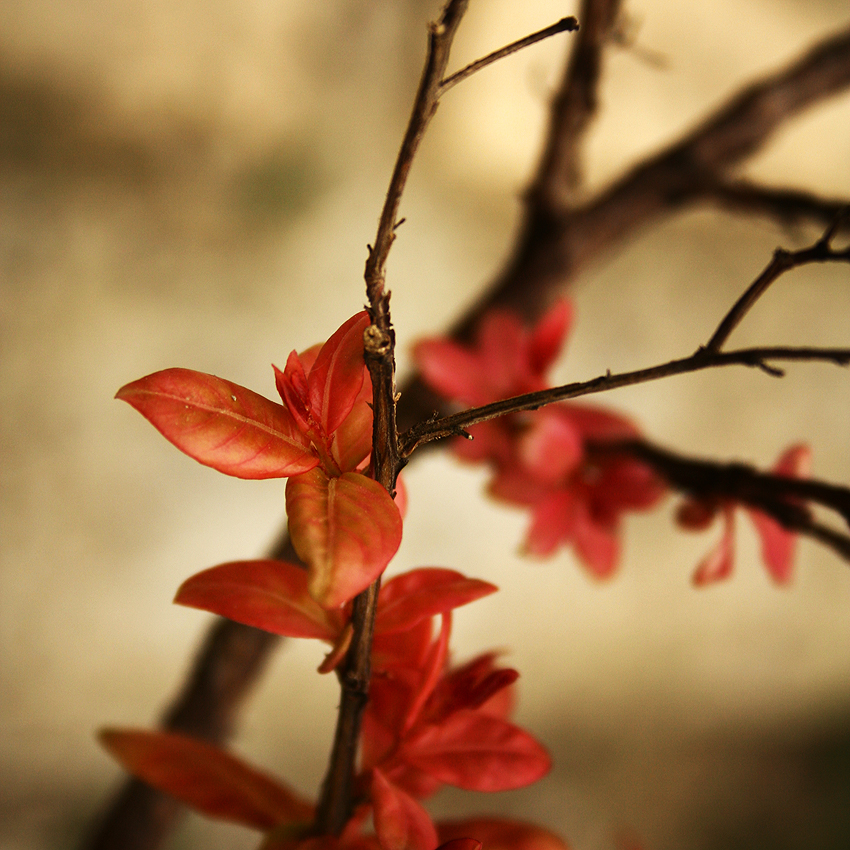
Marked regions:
[116,312,402,607]
[175,563,498,670]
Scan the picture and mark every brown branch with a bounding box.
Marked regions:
[706,180,850,232]
[438,16,579,95]
[706,212,850,350]
[599,439,850,560]
[399,344,850,455]
[364,0,469,315]
[527,0,623,213]
[317,0,472,834]
[476,22,850,322]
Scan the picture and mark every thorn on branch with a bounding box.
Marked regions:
[756,361,785,377]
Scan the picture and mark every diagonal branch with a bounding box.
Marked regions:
[399,344,850,455]
[598,439,850,561]
[706,212,850,350]
[477,23,850,322]
[527,0,623,212]
[705,180,850,232]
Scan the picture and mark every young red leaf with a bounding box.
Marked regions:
[438,819,571,850]
[527,299,572,376]
[286,468,403,608]
[402,711,551,791]
[99,729,313,830]
[375,569,498,635]
[691,505,736,586]
[400,614,452,735]
[331,368,374,473]
[174,560,343,640]
[424,654,518,724]
[116,369,317,479]
[276,353,314,437]
[371,768,438,850]
[308,311,370,436]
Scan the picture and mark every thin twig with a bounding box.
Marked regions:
[438,17,579,95]
[364,0,469,317]
[399,345,850,456]
[706,212,850,351]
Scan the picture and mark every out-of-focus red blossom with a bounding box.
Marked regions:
[677,443,812,585]
[414,300,665,577]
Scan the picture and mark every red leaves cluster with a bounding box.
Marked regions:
[112,310,564,849]
[103,566,557,850]
[117,312,401,608]
[414,300,664,578]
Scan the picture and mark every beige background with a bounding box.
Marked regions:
[2,1,850,849]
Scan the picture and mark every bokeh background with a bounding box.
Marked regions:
[2,1,850,849]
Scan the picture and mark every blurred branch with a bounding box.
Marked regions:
[83,8,850,850]
[527,0,623,212]
[706,180,850,232]
[478,22,850,322]
[600,439,850,560]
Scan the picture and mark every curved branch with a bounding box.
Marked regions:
[599,439,850,560]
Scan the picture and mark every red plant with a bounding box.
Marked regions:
[98,7,850,849]
[108,313,560,850]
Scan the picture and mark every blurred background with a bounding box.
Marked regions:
[2,1,850,848]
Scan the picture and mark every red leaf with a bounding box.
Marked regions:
[116,369,317,479]
[438,819,571,850]
[401,614,452,734]
[747,443,811,584]
[275,353,313,436]
[402,712,551,791]
[174,560,343,640]
[424,654,518,724]
[286,468,403,608]
[371,769,438,850]
[309,312,370,436]
[331,368,374,473]
[375,569,498,635]
[99,729,313,830]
